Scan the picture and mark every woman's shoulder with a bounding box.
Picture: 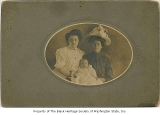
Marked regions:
[56,47,68,52]
[76,48,85,55]
[55,47,69,56]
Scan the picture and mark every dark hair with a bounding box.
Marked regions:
[88,36,105,47]
[65,29,83,44]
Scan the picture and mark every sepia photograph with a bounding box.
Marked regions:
[1,0,159,108]
[45,23,133,86]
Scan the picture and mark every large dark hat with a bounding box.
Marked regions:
[87,25,111,46]
[65,29,83,42]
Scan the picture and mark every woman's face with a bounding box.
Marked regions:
[68,35,79,49]
[92,40,102,53]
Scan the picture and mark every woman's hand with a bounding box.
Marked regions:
[59,67,71,77]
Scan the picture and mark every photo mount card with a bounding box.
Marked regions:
[1,0,159,107]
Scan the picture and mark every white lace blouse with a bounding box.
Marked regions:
[54,46,85,72]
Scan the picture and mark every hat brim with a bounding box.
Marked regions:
[86,34,111,46]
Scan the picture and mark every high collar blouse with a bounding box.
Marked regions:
[54,46,85,72]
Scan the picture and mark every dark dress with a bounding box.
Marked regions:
[83,51,113,82]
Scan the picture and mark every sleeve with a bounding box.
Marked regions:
[105,59,113,80]
[74,69,80,77]
[79,49,85,57]
[91,69,97,78]
[88,65,97,78]
[54,49,66,69]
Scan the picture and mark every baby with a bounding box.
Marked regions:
[71,58,103,85]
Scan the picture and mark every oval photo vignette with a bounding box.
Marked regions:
[44,23,133,86]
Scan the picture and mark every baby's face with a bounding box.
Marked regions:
[80,59,88,68]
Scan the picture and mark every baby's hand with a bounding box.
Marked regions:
[71,75,77,83]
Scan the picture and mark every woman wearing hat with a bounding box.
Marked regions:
[83,25,113,82]
[53,29,84,80]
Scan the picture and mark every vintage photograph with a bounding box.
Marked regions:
[45,23,133,86]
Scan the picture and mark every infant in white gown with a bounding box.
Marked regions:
[71,59,103,85]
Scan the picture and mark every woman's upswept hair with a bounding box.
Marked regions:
[65,29,83,44]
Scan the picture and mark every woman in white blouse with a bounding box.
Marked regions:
[53,29,85,81]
